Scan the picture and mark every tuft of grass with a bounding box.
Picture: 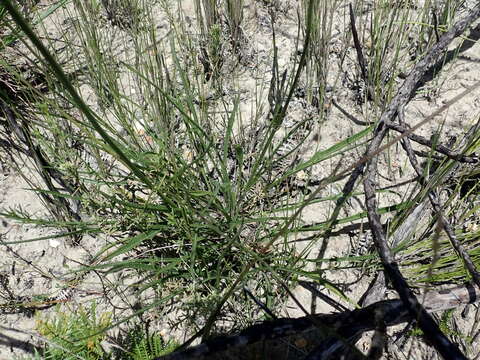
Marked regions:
[225,0,244,54]
[1,0,333,335]
[2,0,480,358]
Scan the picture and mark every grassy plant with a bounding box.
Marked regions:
[34,302,111,360]
[300,0,341,117]
[24,305,177,360]
[1,0,328,332]
[225,0,244,53]
[1,0,480,358]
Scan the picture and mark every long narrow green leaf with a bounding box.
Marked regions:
[99,229,164,262]
[2,0,152,188]
[295,201,413,232]
[270,125,373,188]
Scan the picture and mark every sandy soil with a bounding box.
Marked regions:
[1,0,480,359]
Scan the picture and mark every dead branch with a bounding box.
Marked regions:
[349,3,367,82]
[360,2,480,359]
[397,104,480,287]
[385,121,479,163]
[332,97,479,164]
[157,283,480,360]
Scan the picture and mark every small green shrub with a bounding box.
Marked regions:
[28,303,177,360]
[34,302,111,360]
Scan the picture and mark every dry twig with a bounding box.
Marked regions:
[158,283,480,360]
[359,3,480,359]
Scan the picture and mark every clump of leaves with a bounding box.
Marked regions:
[34,303,111,360]
[112,324,178,360]
[29,305,177,360]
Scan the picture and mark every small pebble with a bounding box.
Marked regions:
[49,239,61,248]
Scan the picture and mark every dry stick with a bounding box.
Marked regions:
[315,199,425,357]
[325,0,480,322]
[333,96,478,163]
[359,3,480,359]
[349,4,368,82]
[157,284,480,360]
[361,88,468,360]
[386,121,479,163]
[310,200,433,360]
[358,113,479,333]
[324,105,472,276]
[397,105,480,288]
[349,3,377,102]
[366,307,387,360]
[363,123,466,360]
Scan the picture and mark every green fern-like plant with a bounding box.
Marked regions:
[112,324,178,360]
[130,334,177,360]
[34,302,111,360]
[27,306,177,360]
